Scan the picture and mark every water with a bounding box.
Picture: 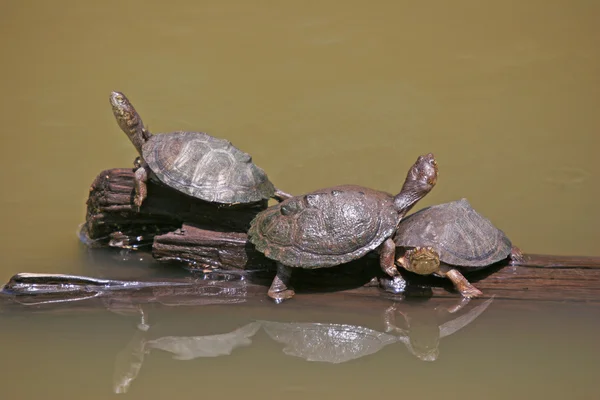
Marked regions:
[0,0,599,398]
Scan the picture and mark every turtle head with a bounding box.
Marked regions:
[393,153,438,216]
[110,91,149,155]
[406,153,438,187]
[399,247,441,275]
[407,323,441,362]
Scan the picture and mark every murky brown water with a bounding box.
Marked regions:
[1,0,599,398]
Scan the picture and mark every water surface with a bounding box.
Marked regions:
[0,0,599,398]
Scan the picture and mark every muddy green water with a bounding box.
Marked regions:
[0,0,599,398]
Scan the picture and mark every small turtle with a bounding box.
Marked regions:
[393,198,523,298]
[248,153,438,302]
[109,91,291,209]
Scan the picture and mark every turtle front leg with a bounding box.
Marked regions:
[379,238,407,293]
[438,265,482,299]
[133,166,148,211]
[382,304,409,335]
[268,263,295,303]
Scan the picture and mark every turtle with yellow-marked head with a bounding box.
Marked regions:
[394,199,523,298]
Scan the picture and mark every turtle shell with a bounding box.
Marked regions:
[394,198,512,268]
[143,131,275,204]
[248,185,399,268]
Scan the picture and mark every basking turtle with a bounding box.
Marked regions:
[393,198,523,298]
[109,91,291,209]
[248,153,438,302]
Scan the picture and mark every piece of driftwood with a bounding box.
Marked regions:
[152,224,273,270]
[83,169,267,245]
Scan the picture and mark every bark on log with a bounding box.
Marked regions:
[83,169,267,246]
[152,224,273,270]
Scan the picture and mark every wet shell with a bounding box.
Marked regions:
[143,131,275,204]
[394,198,512,268]
[248,185,399,268]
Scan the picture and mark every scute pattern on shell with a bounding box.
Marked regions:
[248,185,399,268]
[143,131,275,203]
[394,198,512,268]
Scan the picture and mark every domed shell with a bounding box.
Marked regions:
[248,185,399,268]
[143,131,275,204]
[394,199,512,268]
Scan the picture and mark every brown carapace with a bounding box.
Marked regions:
[248,153,438,302]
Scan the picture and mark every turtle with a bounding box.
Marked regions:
[109,91,291,209]
[393,198,524,298]
[248,153,439,302]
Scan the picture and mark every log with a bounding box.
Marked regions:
[82,169,268,246]
[5,248,600,305]
[152,224,273,270]
[151,225,600,302]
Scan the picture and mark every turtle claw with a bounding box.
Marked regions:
[268,289,295,303]
[268,265,295,303]
[509,246,524,264]
[379,276,407,294]
[133,196,143,211]
[460,286,483,299]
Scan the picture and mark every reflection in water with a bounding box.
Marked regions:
[110,297,493,393]
[114,330,147,394]
[384,297,494,361]
[261,321,397,364]
[114,322,262,394]
[263,297,494,363]
[148,321,262,359]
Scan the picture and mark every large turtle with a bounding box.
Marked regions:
[109,91,291,209]
[393,198,523,298]
[248,153,438,302]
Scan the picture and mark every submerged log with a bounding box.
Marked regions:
[83,169,267,245]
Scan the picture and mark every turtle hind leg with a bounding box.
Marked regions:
[268,263,295,303]
[439,266,483,299]
[509,246,524,264]
[133,166,148,211]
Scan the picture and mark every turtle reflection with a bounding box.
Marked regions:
[263,296,494,363]
[384,296,494,361]
[260,320,397,364]
[113,322,261,394]
[107,297,494,393]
